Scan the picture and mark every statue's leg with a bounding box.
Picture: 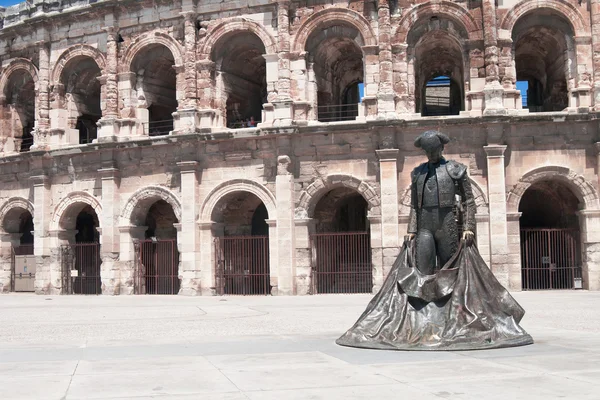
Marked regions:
[435,209,459,268]
[416,230,436,275]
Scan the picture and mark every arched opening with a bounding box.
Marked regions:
[411,28,465,116]
[311,187,372,293]
[306,25,364,122]
[519,180,582,290]
[3,208,34,292]
[131,44,177,136]
[2,69,36,152]
[212,33,266,128]
[135,200,180,295]
[212,191,271,295]
[60,57,102,144]
[61,205,101,295]
[513,10,573,112]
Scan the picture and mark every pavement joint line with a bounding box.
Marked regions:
[61,358,80,400]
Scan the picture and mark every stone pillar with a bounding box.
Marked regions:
[481,0,506,115]
[578,210,600,290]
[307,58,318,121]
[368,215,384,292]
[484,144,510,287]
[289,52,311,123]
[506,212,523,290]
[376,149,400,249]
[260,53,284,127]
[294,218,315,295]
[31,174,53,294]
[360,45,379,120]
[571,37,593,111]
[177,161,201,295]
[0,232,21,293]
[173,12,200,134]
[98,167,120,294]
[118,225,147,294]
[592,0,600,110]
[196,60,218,129]
[198,222,221,295]
[97,27,119,142]
[32,41,50,150]
[475,213,491,267]
[377,0,395,118]
[274,155,295,295]
[276,0,291,101]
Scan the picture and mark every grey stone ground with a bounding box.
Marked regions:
[0,291,599,400]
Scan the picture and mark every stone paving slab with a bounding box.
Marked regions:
[0,291,599,399]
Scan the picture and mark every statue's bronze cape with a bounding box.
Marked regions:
[336,240,534,351]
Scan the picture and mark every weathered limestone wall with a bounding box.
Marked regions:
[1,0,600,294]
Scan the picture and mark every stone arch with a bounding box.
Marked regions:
[399,178,488,215]
[0,59,39,98]
[394,1,480,43]
[296,175,380,218]
[200,17,277,56]
[506,166,599,214]
[292,8,377,53]
[51,44,106,85]
[120,185,182,227]
[499,0,589,35]
[121,31,185,73]
[200,179,277,222]
[0,197,34,233]
[50,191,102,231]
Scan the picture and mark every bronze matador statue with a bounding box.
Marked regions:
[336,130,533,351]
[407,131,476,275]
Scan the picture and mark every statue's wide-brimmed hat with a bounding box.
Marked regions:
[414,130,450,151]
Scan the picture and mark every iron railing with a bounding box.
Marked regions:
[520,228,582,290]
[215,236,270,295]
[317,103,359,122]
[134,239,180,295]
[61,243,102,295]
[310,232,372,294]
[19,136,34,152]
[143,119,174,137]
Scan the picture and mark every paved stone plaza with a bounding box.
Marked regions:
[1,292,599,399]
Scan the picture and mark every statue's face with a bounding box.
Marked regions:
[425,146,443,163]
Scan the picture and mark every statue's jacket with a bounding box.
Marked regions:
[407,158,476,234]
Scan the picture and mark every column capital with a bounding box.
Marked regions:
[376,148,399,161]
[263,53,280,62]
[179,11,197,21]
[97,167,120,179]
[483,144,507,158]
[176,161,199,173]
[29,175,50,185]
[265,219,277,228]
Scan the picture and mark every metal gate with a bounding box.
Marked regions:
[310,232,372,294]
[134,239,180,295]
[60,243,102,295]
[11,245,35,292]
[520,228,582,290]
[215,236,270,295]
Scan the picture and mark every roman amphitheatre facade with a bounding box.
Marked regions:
[1,0,599,296]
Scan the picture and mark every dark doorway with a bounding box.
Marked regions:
[311,188,372,294]
[214,192,271,295]
[135,200,180,295]
[519,180,582,290]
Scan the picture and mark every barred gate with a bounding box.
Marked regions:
[520,228,582,290]
[134,239,180,295]
[60,243,102,295]
[310,232,372,294]
[215,236,270,295]
[11,244,35,292]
